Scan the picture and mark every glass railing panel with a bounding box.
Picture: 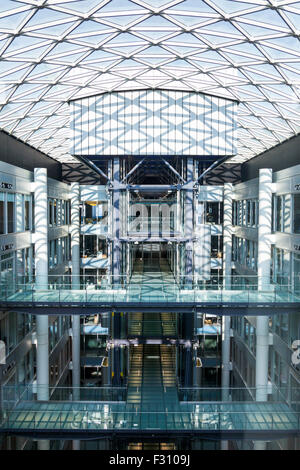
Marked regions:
[0,275,299,304]
[2,410,300,432]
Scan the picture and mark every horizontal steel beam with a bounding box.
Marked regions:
[1,302,299,316]
[2,428,299,441]
[128,185,180,191]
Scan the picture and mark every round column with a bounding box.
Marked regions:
[70,183,81,400]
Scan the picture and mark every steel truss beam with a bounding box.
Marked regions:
[2,303,299,316]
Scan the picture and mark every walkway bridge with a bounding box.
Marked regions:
[1,259,299,315]
[1,367,300,440]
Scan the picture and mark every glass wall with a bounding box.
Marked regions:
[273,194,292,233]
[0,192,4,234]
[80,235,108,258]
[7,193,15,233]
[211,235,223,258]
[271,247,291,286]
[81,201,108,226]
[0,192,32,234]
[293,253,300,293]
[0,312,33,355]
[232,199,258,228]
[293,194,300,233]
[198,201,223,225]
[48,236,70,270]
[48,198,70,227]
[232,236,257,271]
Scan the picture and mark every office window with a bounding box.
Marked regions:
[0,192,4,234]
[294,194,300,233]
[275,195,290,233]
[49,199,53,226]
[53,199,57,226]
[7,193,15,233]
[294,253,300,293]
[205,202,223,225]
[211,235,223,259]
[251,200,257,227]
[24,195,30,230]
[83,201,108,225]
[246,200,251,226]
[276,196,282,231]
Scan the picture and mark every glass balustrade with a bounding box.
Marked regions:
[2,407,299,433]
[1,385,299,433]
[0,274,299,305]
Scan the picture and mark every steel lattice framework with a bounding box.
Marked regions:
[0,0,299,163]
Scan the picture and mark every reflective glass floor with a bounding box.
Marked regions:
[2,337,299,435]
[4,401,299,433]
[2,259,299,305]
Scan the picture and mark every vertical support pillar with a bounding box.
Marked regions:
[222,183,233,408]
[112,311,121,386]
[221,315,231,400]
[34,169,48,291]
[256,168,272,400]
[257,168,272,291]
[256,316,269,402]
[221,314,231,451]
[71,183,80,289]
[184,158,194,285]
[182,312,194,387]
[70,183,81,400]
[223,183,233,289]
[34,169,49,402]
[113,158,121,285]
[254,315,269,451]
[254,169,272,450]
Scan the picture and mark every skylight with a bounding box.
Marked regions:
[0,0,299,163]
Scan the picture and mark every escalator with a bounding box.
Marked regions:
[127,341,179,410]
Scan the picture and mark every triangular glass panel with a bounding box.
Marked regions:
[27,22,76,37]
[241,9,290,29]
[0,11,30,30]
[263,36,300,54]
[4,35,48,53]
[95,0,146,13]
[165,0,217,14]
[210,0,259,15]
[24,7,74,28]
[200,20,245,37]
[166,15,210,27]
[0,1,28,14]
[50,0,103,14]
[136,15,180,29]
[102,15,146,27]
[7,45,52,60]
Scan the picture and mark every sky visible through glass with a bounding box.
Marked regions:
[0,0,299,163]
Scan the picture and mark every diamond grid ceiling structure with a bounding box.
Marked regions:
[0,1,299,163]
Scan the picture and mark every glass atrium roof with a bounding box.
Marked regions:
[0,0,299,163]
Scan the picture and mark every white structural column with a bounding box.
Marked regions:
[34,169,49,401]
[223,183,233,289]
[222,183,233,401]
[34,168,50,451]
[34,168,48,291]
[221,183,233,450]
[71,183,80,289]
[256,316,269,402]
[256,168,272,401]
[70,183,81,400]
[257,168,273,291]
[255,169,272,450]
[184,158,194,285]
